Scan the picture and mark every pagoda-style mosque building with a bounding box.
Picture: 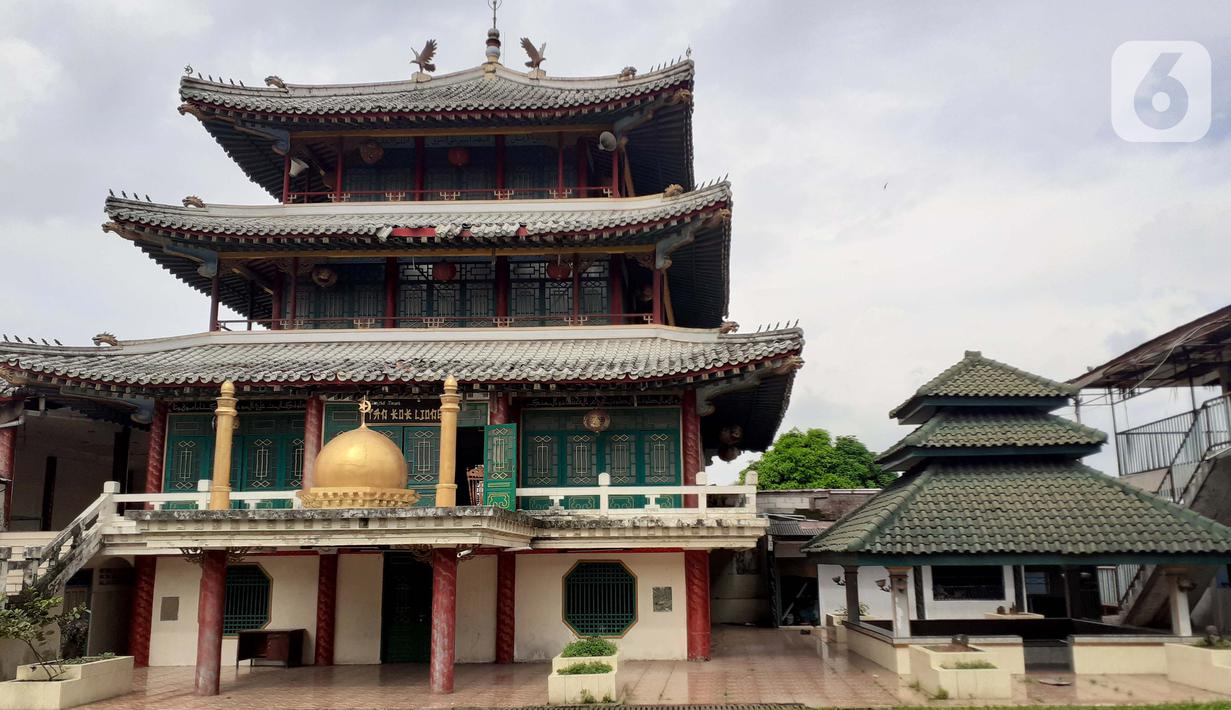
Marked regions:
[0,19,798,696]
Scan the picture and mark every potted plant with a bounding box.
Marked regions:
[908,635,1012,700]
[1165,626,1231,695]
[548,637,618,704]
[0,589,134,710]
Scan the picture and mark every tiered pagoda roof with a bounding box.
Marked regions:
[0,326,803,450]
[103,182,731,329]
[179,61,695,199]
[803,351,1231,565]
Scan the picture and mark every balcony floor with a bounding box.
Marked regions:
[87,626,1229,709]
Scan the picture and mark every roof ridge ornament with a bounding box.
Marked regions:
[411,39,438,82]
[264,75,287,91]
[484,0,503,71]
[520,37,546,79]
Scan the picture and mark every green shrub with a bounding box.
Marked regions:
[562,637,617,657]
[558,661,613,675]
[943,659,997,669]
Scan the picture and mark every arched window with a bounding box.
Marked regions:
[563,561,636,636]
[223,565,271,634]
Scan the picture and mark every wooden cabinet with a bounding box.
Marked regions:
[236,629,306,668]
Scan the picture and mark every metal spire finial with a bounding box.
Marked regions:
[484,0,503,65]
[488,0,502,29]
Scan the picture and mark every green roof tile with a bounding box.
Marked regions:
[877,410,1106,465]
[802,461,1231,559]
[890,351,1078,419]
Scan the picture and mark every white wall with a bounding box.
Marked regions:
[514,552,687,662]
[457,555,496,663]
[149,554,319,666]
[336,552,382,665]
[921,566,1015,619]
[816,564,917,619]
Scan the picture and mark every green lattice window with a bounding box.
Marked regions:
[563,561,637,636]
[223,565,271,634]
[521,408,681,488]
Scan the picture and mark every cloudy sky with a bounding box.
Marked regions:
[1,1,1228,481]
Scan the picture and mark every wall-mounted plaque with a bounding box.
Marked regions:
[652,586,673,612]
[366,399,443,424]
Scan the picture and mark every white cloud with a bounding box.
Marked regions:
[0,37,62,141]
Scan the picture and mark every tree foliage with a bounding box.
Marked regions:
[0,589,87,680]
[739,428,896,490]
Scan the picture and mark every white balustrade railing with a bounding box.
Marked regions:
[517,471,758,515]
[110,479,303,511]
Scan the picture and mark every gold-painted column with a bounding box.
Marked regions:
[435,375,460,507]
[208,380,237,510]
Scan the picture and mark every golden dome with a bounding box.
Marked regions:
[312,425,407,490]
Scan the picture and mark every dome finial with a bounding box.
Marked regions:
[357,395,372,426]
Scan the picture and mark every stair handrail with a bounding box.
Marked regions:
[5,483,117,595]
[1116,391,1231,610]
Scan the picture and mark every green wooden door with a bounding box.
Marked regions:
[381,554,433,663]
[483,424,517,509]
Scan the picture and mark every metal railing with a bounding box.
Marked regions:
[1115,392,1231,611]
[216,313,654,332]
[1114,410,1197,477]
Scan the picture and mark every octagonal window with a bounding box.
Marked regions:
[563,561,636,636]
[223,565,271,634]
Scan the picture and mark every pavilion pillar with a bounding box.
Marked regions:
[843,565,861,625]
[208,381,236,511]
[430,548,458,693]
[650,268,663,324]
[143,401,168,510]
[1166,571,1194,636]
[495,551,516,663]
[208,272,221,332]
[129,556,156,666]
[302,396,324,489]
[491,393,512,426]
[193,549,227,696]
[0,425,17,531]
[609,254,625,322]
[494,257,510,319]
[435,376,460,507]
[384,257,398,328]
[887,566,912,638]
[682,390,702,509]
[314,552,338,665]
[685,550,711,661]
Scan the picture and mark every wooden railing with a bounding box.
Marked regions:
[286,186,614,204]
[216,313,654,332]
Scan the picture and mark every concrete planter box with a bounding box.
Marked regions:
[909,645,1011,700]
[824,613,884,643]
[0,655,133,710]
[552,651,619,673]
[1165,643,1231,695]
[547,665,617,705]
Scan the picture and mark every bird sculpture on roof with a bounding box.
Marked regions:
[521,37,546,76]
[411,39,438,75]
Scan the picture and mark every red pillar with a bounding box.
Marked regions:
[651,268,663,324]
[685,550,711,661]
[494,256,509,319]
[490,393,511,425]
[194,550,227,696]
[144,401,167,509]
[414,137,426,200]
[334,137,345,200]
[609,255,625,322]
[314,552,338,665]
[495,551,516,663]
[429,548,457,693]
[129,556,156,666]
[682,389,701,508]
[384,257,398,328]
[287,257,299,325]
[610,146,620,197]
[495,135,506,192]
[208,272,221,332]
[302,396,323,490]
[270,279,283,330]
[556,132,565,195]
[282,153,291,203]
[0,425,15,530]
[576,138,589,196]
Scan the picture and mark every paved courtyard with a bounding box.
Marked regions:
[88,626,1231,709]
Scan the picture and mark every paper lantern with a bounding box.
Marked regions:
[432,262,457,282]
[447,147,470,167]
[582,408,612,433]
